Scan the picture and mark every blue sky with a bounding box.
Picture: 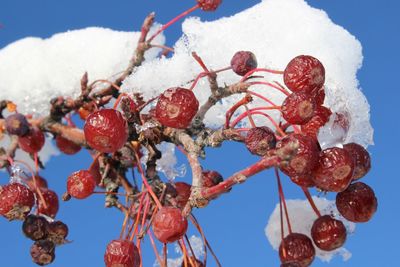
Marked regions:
[1,0,399,266]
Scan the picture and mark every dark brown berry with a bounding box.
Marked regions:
[181,256,204,267]
[282,92,316,125]
[104,239,140,267]
[0,183,35,220]
[311,215,346,251]
[343,143,371,180]
[196,0,222,11]
[18,127,45,154]
[67,170,96,199]
[47,221,69,245]
[281,262,301,267]
[245,126,276,156]
[230,51,257,76]
[22,215,49,241]
[152,207,188,243]
[55,135,81,155]
[279,233,315,267]
[37,189,59,218]
[5,113,30,136]
[30,240,55,266]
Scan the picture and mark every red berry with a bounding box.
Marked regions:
[276,134,319,177]
[22,214,50,241]
[18,127,45,154]
[311,215,347,251]
[282,92,316,125]
[152,207,188,243]
[202,170,223,188]
[181,257,204,267]
[37,189,59,218]
[284,55,325,93]
[89,158,103,186]
[289,174,315,188]
[336,182,377,223]
[84,109,128,153]
[343,143,371,180]
[196,0,222,11]
[281,262,301,267]
[30,240,55,266]
[0,183,35,220]
[245,126,276,156]
[310,86,325,106]
[26,175,49,190]
[5,113,30,136]
[301,106,332,140]
[67,170,96,199]
[279,233,315,267]
[230,51,258,76]
[104,239,140,267]
[174,182,192,209]
[55,135,81,155]
[333,112,350,133]
[312,147,354,192]
[155,87,199,129]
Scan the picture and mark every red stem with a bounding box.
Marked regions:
[302,186,321,217]
[240,68,284,82]
[230,106,281,128]
[275,168,292,234]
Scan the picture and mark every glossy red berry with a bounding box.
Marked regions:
[0,183,35,220]
[89,158,103,186]
[5,113,30,136]
[84,109,128,153]
[152,207,188,243]
[18,127,45,154]
[276,134,319,177]
[279,233,315,267]
[155,87,199,129]
[26,175,48,191]
[37,189,59,218]
[310,86,325,106]
[67,170,96,199]
[22,214,49,241]
[196,0,222,11]
[230,51,258,76]
[55,135,81,155]
[301,106,332,140]
[282,92,316,125]
[245,126,276,156]
[336,182,377,223]
[30,240,55,266]
[181,257,204,267]
[311,215,347,251]
[289,174,315,188]
[174,182,192,209]
[202,170,223,188]
[343,143,371,180]
[313,147,354,192]
[104,239,140,267]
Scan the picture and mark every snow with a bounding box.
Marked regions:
[265,197,356,262]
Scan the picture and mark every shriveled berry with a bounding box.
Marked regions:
[174,182,192,209]
[181,257,204,267]
[152,207,188,243]
[22,214,49,241]
[0,183,35,220]
[230,51,257,76]
[279,233,315,267]
[55,135,81,155]
[196,0,222,11]
[336,182,377,223]
[343,143,371,180]
[245,126,276,156]
[18,127,45,154]
[37,189,59,218]
[26,175,48,191]
[310,86,325,106]
[202,170,223,188]
[30,240,55,266]
[47,221,69,245]
[67,170,96,199]
[84,109,128,153]
[313,147,354,192]
[155,87,199,129]
[104,239,140,267]
[284,55,325,93]
[301,106,332,140]
[311,215,346,251]
[289,174,315,188]
[5,113,30,136]
[276,134,319,177]
[282,92,316,125]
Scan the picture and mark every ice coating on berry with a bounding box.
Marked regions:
[18,127,45,154]
[311,215,346,251]
[22,214,50,241]
[30,240,55,266]
[343,143,371,180]
[313,147,354,192]
[174,182,191,209]
[55,135,81,155]
[282,92,316,125]
[336,182,377,223]
[279,233,315,267]
[5,113,30,136]
[67,170,96,199]
[230,51,258,76]
[202,170,223,188]
[0,183,35,220]
[245,126,276,156]
[155,87,199,129]
[152,207,188,243]
[284,55,325,93]
[84,109,128,153]
[37,189,59,218]
[196,0,222,11]
[301,106,332,140]
[104,239,140,267]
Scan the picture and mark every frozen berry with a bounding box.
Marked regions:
[282,92,316,125]
[301,106,332,140]
[181,257,204,267]
[155,87,199,129]
[37,189,59,218]
[5,113,30,136]
[202,170,223,188]
[336,182,377,223]
[230,51,258,76]
[196,0,222,11]
[67,170,96,199]
[0,183,35,220]
[245,126,276,156]
[279,233,315,267]
[310,86,325,106]
[152,207,188,243]
[343,143,371,180]
[104,239,140,267]
[47,221,69,245]
[84,109,129,153]
[18,127,45,154]
[22,214,49,241]
[30,240,55,266]
[276,134,319,177]
[289,174,315,188]
[313,147,354,192]
[174,182,192,209]
[284,55,325,93]
[55,135,81,155]
[311,215,346,251]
